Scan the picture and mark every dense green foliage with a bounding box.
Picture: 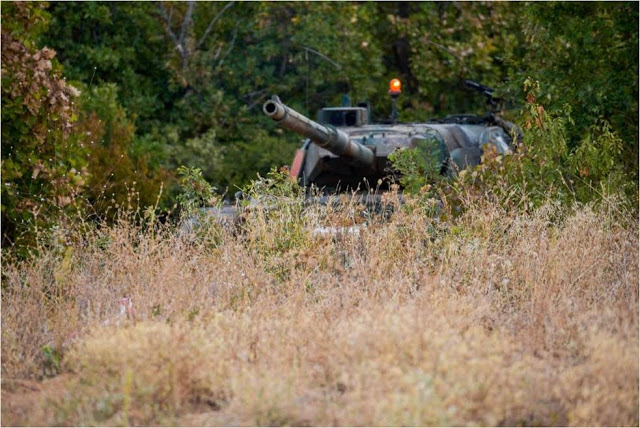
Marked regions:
[519,3,638,168]
[2,1,638,248]
[455,89,635,212]
[175,165,218,219]
[388,137,445,195]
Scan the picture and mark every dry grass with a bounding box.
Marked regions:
[1,194,638,426]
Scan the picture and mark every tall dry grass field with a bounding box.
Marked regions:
[1,195,638,426]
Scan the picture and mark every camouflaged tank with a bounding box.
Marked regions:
[189,79,522,230]
[263,79,522,192]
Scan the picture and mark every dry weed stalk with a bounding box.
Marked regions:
[1,196,638,426]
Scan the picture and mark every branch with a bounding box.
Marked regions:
[179,0,195,46]
[157,2,182,54]
[422,38,468,73]
[217,26,238,68]
[243,88,268,99]
[212,44,223,62]
[197,1,235,49]
[301,45,342,70]
[246,92,268,111]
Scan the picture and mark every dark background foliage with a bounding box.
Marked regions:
[2,1,638,247]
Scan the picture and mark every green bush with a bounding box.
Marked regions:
[455,79,637,213]
[388,135,446,195]
[78,84,167,219]
[176,166,218,219]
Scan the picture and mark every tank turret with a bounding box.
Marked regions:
[263,79,521,191]
[263,97,376,170]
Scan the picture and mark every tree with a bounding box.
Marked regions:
[37,1,638,205]
[516,2,639,179]
[42,2,170,216]
[1,2,87,248]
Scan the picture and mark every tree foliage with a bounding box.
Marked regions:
[1,2,87,247]
[77,84,167,217]
[517,2,638,178]
[454,80,635,212]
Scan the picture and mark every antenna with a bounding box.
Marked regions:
[300,45,348,112]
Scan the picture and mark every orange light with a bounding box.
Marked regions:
[389,78,402,94]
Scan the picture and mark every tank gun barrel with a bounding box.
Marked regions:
[263,96,375,169]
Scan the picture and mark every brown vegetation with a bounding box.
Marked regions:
[2,195,638,426]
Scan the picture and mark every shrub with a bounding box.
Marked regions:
[240,166,309,259]
[1,2,87,251]
[175,165,218,219]
[454,79,637,213]
[78,84,167,221]
[388,135,445,196]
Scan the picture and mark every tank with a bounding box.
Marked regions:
[188,79,522,230]
[263,79,521,193]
